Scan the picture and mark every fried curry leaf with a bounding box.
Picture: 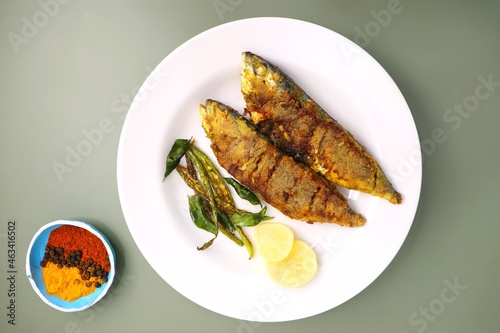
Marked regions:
[197,237,217,251]
[224,177,262,206]
[216,208,236,233]
[197,194,236,234]
[188,195,217,234]
[164,138,192,180]
[166,138,272,257]
[188,195,243,249]
[231,206,273,227]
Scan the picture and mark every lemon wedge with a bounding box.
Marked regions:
[253,222,294,261]
[266,240,318,288]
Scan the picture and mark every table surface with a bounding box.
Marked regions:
[1,1,499,332]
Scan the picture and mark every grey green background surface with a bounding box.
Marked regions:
[1,0,499,332]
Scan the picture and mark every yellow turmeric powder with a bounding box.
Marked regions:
[42,262,98,301]
[39,225,111,302]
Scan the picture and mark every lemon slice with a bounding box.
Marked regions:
[253,222,294,261]
[266,240,318,288]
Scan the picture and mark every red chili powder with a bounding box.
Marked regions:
[47,225,111,272]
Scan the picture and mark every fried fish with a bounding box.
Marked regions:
[200,99,365,227]
[241,52,402,204]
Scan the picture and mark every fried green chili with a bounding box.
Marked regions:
[164,138,272,258]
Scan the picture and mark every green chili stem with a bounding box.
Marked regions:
[235,227,253,259]
[219,224,244,247]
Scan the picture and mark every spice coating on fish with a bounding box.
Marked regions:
[200,99,365,227]
[241,52,402,204]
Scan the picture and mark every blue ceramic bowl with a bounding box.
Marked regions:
[26,220,116,312]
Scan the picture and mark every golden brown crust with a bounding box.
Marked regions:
[241,52,402,204]
[200,99,365,226]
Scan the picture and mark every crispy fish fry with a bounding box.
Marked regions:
[241,52,402,204]
[200,99,365,227]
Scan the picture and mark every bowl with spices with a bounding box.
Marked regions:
[26,220,116,312]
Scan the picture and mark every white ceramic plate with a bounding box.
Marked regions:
[117,17,421,322]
